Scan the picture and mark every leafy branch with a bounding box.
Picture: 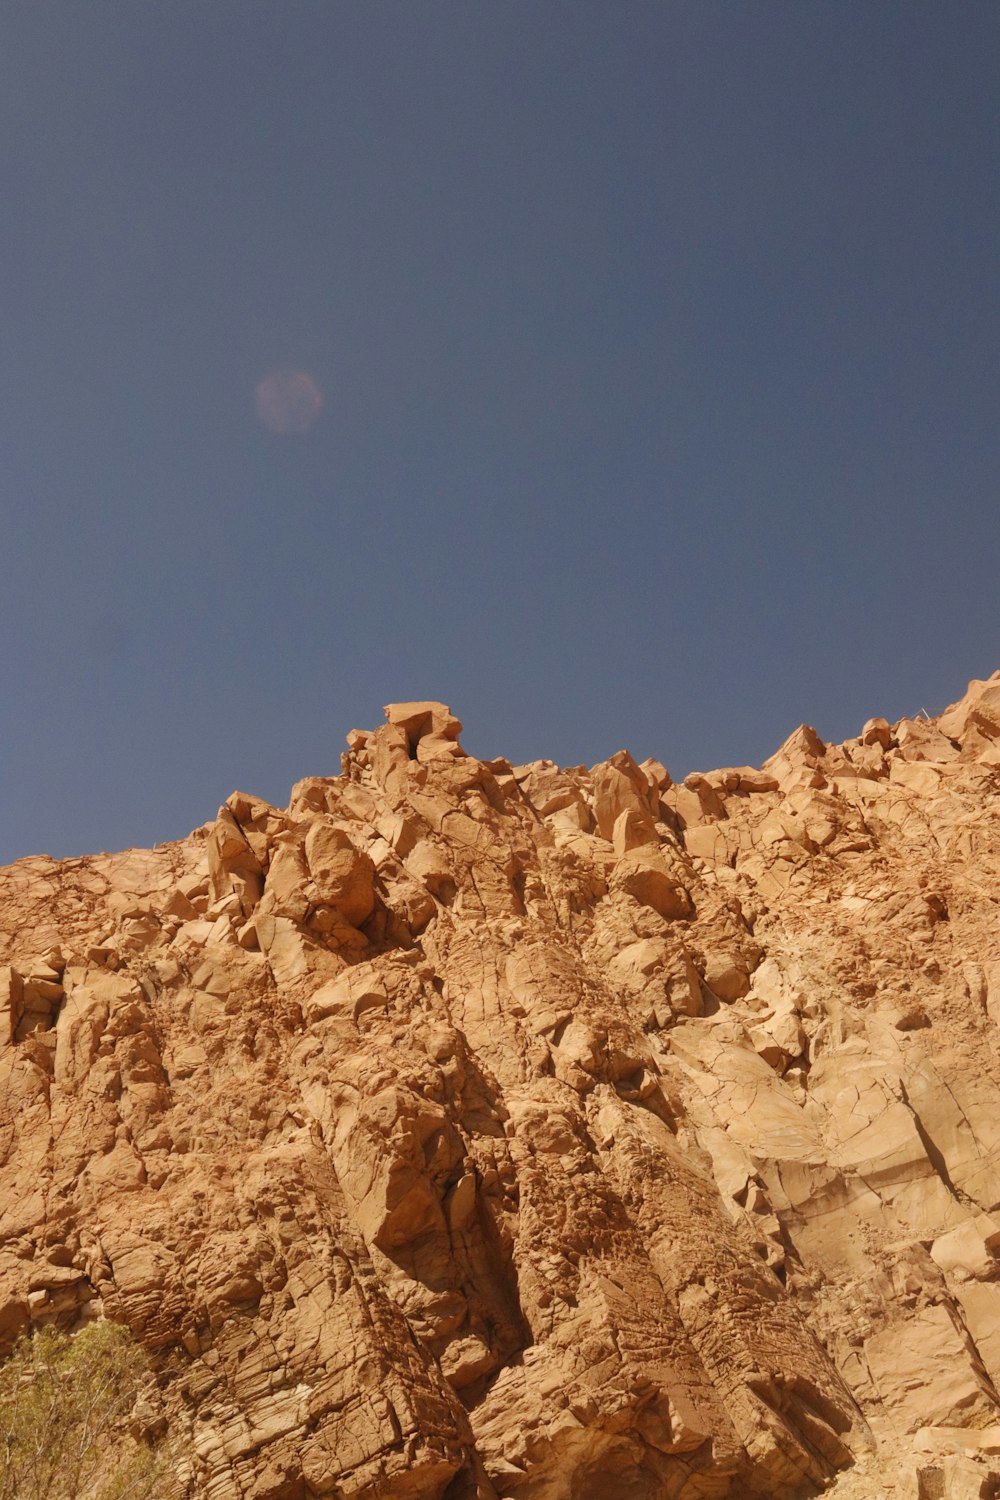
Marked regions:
[0,1321,170,1500]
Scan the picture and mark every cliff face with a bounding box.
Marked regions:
[3,679,1000,1499]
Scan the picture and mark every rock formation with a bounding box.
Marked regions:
[3,676,1000,1498]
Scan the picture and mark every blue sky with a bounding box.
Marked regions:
[2,2,998,861]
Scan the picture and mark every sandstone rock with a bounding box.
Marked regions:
[611,805,658,854]
[895,717,961,763]
[591,749,657,841]
[3,675,1000,1499]
[303,818,376,927]
[640,756,672,791]
[404,837,455,899]
[384,699,464,758]
[938,671,1000,745]
[661,773,729,829]
[206,805,263,916]
[865,1303,998,1431]
[862,716,894,749]
[701,949,751,1001]
[764,722,828,790]
[514,761,595,833]
[609,849,693,919]
[930,1215,1000,1280]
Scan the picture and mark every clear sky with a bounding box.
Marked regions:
[2,2,998,862]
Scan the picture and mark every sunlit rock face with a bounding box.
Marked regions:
[3,676,1000,1499]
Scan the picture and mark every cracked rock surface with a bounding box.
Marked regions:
[3,677,1000,1498]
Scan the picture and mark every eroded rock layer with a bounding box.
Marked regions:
[3,678,1000,1498]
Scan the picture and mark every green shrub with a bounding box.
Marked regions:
[0,1320,167,1500]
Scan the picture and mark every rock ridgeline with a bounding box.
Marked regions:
[3,679,1000,1499]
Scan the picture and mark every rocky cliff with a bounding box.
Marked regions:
[3,678,1000,1499]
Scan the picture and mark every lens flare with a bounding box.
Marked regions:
[255,370,323,434]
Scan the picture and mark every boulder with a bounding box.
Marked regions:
[610,850,693,919]
[304,820,376,927]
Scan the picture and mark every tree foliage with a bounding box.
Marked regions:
[0,1320,167,1500]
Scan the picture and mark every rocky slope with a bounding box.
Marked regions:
[3,678,1000,1499]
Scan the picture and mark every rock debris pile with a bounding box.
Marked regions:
[3,677,1000,1499]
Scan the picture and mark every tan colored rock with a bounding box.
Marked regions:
[865,1304,997,1431]
[931,1215,1000,1280]
[764,722,828,790]
[895,717,961,763]
[404,837,455,898]
[610,849,693,919]
[862,716,894,749]
[938,671,1000,744]
[640,755,672,791]
[4,673,1000,1499]
[513,761,595,832]
[590,749,657,841]
[954,1283,1000,1393]
[205,805,263,916]
[611,805,658,854]
[384,699,463,752]
[662,772,729,829]
[702,949,751,1000]
[303,818,376,927]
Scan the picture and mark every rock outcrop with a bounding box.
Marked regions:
[3,676,1000,1498]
